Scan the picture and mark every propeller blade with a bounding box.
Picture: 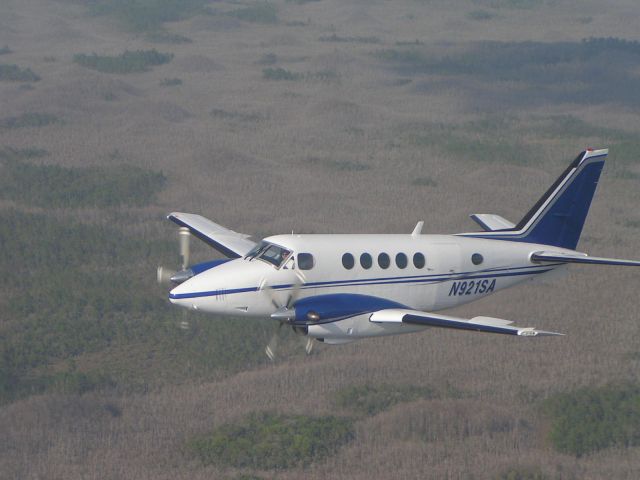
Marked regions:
[265,323,284,360]
[179,309,190,331]
[157,266,176,285]
[285,271,305,309]
[259,279,281,309]
[304,337,314,356]
[179,227,190,270]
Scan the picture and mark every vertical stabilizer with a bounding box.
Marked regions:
[460,149,608,250]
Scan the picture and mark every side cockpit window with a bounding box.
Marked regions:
[260,244,291,268]
[298,253,315,270]
[246,241,291,268]
[245,241,268,259]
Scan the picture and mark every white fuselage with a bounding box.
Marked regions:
[169,234,566,342]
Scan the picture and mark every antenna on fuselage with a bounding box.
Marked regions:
[412,221,424,237]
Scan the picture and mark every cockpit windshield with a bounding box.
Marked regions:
[245,241,291,268]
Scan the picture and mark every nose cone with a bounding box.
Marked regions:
[167,257,276,316]
[169,278,192,299]
[169,276,201,308]
[169,259,236,306]
[168,259,245,312]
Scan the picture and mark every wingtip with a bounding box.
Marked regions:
[518,328,565,337]
[538,331,565,337]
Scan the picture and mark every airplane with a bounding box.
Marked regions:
[157,148,640,359]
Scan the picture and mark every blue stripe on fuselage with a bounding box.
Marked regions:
[168,264,557,299]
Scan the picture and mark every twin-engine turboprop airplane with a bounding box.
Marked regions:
[158,149,640,358]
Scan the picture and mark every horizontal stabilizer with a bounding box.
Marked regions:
[531,251,640,267]
[470,214,515,231]
[168,212,256,258]
[369,309,563,337]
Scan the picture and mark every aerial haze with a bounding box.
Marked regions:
[1,0,640,478]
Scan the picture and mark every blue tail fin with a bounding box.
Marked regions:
[462,149,608,250]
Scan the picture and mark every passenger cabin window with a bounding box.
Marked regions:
[396,252,408,269]
[378,253,390,269]
[472,253,484,265]
[342,253,355,269]
[413,252,425,269]
[360,253,372,269]
[245,241,291,268]
[298,253,315,270]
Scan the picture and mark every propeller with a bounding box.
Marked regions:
[259,271,303,312]
[157,227,191,286]
[179,227,190,270]
[260,271,314,360]
[265,322,283,361]
[156,227,193,331]
[305,337,314,355]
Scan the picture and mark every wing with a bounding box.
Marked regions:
[168,212,256,258]
[531,250,640,267]
[370,309,563,337]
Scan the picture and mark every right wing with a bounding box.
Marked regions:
[531,250,640,267]
[168,212,256,258]
[370,309,563,337]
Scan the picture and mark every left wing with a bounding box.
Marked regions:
[370,309,563,337]
[168,212,256,258]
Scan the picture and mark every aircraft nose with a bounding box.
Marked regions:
[169,277,200,307]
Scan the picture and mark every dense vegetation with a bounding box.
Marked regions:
[160,77,183,86]
[0,211,273,403]
[88,0,210,32]
[407,126,530,166]
[318,34,380,44]
[0,64,40,82]
[0,112,58,129]
[541,384,640,457]
[0,146,49,160]
[473,0,544,9]
[375,37,640,107]
[210,108,263,122]
[262,67,338,83]
[226,3,279,24]
[336,384,435,415]
[304,157,371,171]
[146,31,192,44]
[396,114,640,173]
[0,211,168,401]
[73,49,173,74]
[0,160,167,207]
[189,412,354,469]
[496,466,550,480]
[262,67,302,81]
[411,176,437,187]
